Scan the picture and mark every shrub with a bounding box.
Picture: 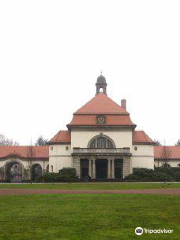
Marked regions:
[35,168,79,182]
[58,168,79,182]
[125,168,174,182]
[155,166,180,179]
[175,172,180,182]
[35,173,58,182]
[155,166,175,178]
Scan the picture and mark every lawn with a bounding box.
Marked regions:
[0,194,180,240]
[0,182,180,190]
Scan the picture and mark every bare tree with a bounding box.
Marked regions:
[160,145,171,167]
[175,139,180,146]
[27,143,35,184]
[0,134,19,146]
[160,145,171,183]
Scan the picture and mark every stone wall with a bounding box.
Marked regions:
[123,157,131,178]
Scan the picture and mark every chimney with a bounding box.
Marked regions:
[121,99,126,110]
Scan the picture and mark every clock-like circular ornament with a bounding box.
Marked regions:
[97,115,105,124]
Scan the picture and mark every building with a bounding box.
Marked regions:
[0,146,49,182]
[0,74,180,182]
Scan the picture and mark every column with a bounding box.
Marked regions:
[108,159,111,179]
[92,159,96,179]
[88,159,92,177]
[112,159,115,179]
[73,157,81,178]
[123,157,130,178]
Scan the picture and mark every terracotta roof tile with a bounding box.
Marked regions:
[68,115,135,127]
[49,130,71,144]
[133,131,154,144]
[0,146,49,159]
[75,93,128,114]
[154,146,180,159]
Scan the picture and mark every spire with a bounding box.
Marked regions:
[95,73,107,95]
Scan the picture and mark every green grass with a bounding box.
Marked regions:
[0,182,180,190]
[0,194,180,240]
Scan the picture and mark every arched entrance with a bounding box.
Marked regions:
[5,162,23,183]
[31,164,42,181]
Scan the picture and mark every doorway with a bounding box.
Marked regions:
[96,159,107,179]
[31,164,42,181]
[5,162,22,182]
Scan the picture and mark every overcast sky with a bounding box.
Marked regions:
[0,0,180,146]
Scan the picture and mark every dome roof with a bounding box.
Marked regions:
[97,74,106,84]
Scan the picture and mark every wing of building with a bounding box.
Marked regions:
[0,146,49,182]
[0,74,180,182]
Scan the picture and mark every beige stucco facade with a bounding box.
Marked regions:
[71,129,133,150]
[132,145,154,169]
[49,144,72,173]
[48,128,155,179]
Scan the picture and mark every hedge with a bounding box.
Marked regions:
[35,168,79,182]
[125,168,174,182]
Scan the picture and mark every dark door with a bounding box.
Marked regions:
[115,159,122,179]
[81,159,89,179]
[96,160,107,179]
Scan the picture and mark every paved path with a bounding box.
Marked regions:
[0,188,180,195]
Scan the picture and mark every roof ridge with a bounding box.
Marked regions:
[141,130,151,142]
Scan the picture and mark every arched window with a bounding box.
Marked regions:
[89,136,115,149]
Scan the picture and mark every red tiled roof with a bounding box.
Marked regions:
[68,93,136,128]
[49,130,71,144]
[133,131,154,145]
[68,115,135,127]
[0,146,49,159]
[154,146,180,159]
[74,93,128,114]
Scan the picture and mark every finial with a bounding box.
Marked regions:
[101,71,102,75]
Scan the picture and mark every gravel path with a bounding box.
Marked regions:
[0,188,180,195]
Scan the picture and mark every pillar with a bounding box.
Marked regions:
[88,159,92,177]
[112,159,115,179]
[108,159,111,179]
[123,157,130,178]
[73,157,81,178]
[92,159,96,179]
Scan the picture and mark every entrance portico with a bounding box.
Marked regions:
[72,147,131,180]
